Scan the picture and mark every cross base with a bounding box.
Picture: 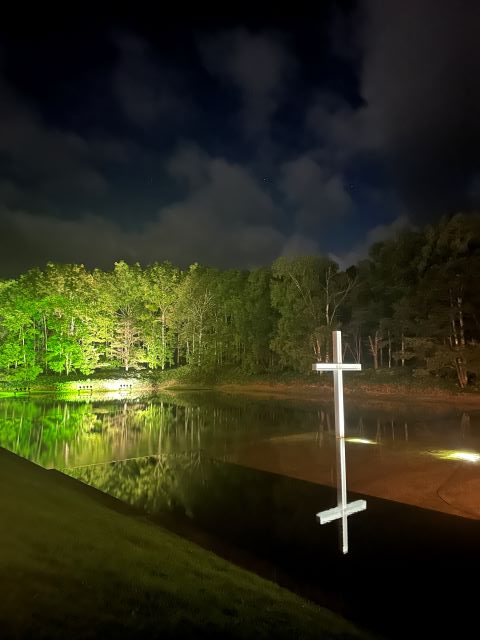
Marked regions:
[316,499,367,524]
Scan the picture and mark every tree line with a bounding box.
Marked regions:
[1,213,479,387]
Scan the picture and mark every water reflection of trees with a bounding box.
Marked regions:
[314,406,478,449]
[0,393,478,468]
[0,398,210,468]
[67,453,206,518]
[0,400,98,467]
[0,395,322,468]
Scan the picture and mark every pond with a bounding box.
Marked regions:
[2,389,480,637]
[1,389,480,517]
[0,389,334,468]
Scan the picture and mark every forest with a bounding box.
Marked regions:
[0,213,479,387]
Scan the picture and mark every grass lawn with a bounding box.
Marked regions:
[0,448,373,639]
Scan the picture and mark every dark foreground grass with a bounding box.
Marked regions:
[0,448,372,640]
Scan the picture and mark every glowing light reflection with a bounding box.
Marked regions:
[430,450,480,463]
[345,437,377,445]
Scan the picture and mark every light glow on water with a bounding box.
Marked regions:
[345,437,377,445]
[430,449,480,463]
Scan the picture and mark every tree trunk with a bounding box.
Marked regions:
[457,296,465,346]
[43,314,48,368]
[455,356,467,388]
[351,333,362,364]
[450,289,459,347]
[368,332,380,370]
[324,338,330,363]
[161,311,166,370]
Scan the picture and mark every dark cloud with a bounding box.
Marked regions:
[166,145,211,190]
[0,62,154,226]
[0,42,322,276]
[112,33,190,128]
[305,91,381,166]
[0,73,109,213]
[200,28,295,136]
[0,148,320,276]
[329,214,411,269]
[0,208,134,276]
[305,2,480,223]
[359,0,480,217]
[281,154,353,228]
[1,7,476,277]
[136,148,315,267]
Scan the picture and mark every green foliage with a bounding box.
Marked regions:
[271,255,355,370]
[0,213,480,387]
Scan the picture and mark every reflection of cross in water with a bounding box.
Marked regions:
[312,330,367,554]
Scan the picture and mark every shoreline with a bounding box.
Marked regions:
[2,373,480,407]
[213,381,480,407]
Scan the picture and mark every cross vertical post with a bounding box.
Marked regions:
[333,331,348,553]
[312,330,366,554]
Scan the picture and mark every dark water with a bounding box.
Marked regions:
[2,390,480,638]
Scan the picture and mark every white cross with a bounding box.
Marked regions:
[312,330,366,554]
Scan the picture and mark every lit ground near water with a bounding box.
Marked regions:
[213,382,480,519]
[226,433,480,519]
[0,447,372,640]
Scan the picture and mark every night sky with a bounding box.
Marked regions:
[0,1,479,277]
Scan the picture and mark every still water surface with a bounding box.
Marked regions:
[1,389,479,469]
[1,389,480,517]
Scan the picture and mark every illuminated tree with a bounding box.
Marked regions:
[0,214,479,385]
[0,280,42,380]
[141,263,181,370]
[109,261,146,371]
[271,256,355,370]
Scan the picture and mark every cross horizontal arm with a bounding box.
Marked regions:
[312,363,362,371]
[316,499,367,524]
